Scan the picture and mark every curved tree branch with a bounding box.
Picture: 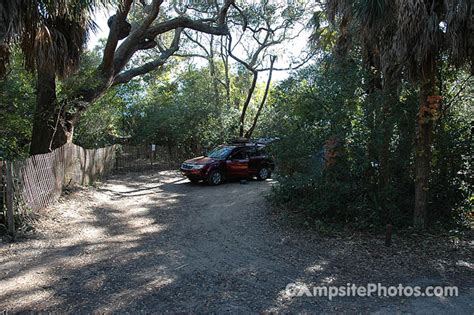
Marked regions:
[101,0,133,76]
[113,28,183,85]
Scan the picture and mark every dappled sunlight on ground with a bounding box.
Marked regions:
[0,170,472,312]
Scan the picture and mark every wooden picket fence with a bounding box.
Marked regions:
[0,143,117,235]
[0,142,191,235]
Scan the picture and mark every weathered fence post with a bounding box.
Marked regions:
[115,149,119,170]
[151,144,156,166]
[5,162,15,236]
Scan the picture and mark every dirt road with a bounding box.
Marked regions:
[0,170,472,312]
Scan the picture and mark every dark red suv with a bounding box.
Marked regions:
[180,142,275,185]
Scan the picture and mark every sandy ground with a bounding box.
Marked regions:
[0,170,472,313]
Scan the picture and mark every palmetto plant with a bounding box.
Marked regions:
[325,0,473,228]
[327,0,473,78]
[0,0,104,78]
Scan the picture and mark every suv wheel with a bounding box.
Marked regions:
[257,167,271,180]
[208,170,223,185]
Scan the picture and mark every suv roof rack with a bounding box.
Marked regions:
[228,137,279,146]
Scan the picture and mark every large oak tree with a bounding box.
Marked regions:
[1,0,235,154]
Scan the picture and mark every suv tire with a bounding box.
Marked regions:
[257,167,271,180]
[208,170,224,185]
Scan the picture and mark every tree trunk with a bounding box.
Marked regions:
[239,71,258,137]
[413,55,438,229]
[208,57,220,108]
[379,102,393,188]
[30,66,73,155]
[245,55,276,139]
[380,75,396,188]
[220,37,231,107]
[30,66,110,155]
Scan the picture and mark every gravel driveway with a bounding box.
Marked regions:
[0,170,472,313]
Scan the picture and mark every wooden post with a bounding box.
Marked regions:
[5,162,15,236]
[151,144,156,166]
[115,151,119,170]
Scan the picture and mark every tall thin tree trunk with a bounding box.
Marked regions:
[413,55,437,229]
[380,74,396,188]
[245,55,276,139]
[208,36,220,108]
[220,36,231,107]
[364,64,381,171]
[379,102,393,187]
[239,71,258,137]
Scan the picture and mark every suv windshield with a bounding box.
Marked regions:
[207,146,233,159]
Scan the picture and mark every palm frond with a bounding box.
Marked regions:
[394,0,439,77]
[445,0,474,72]
[324,0,474,79]
[34,17,88,78]
[354,0,388,27]
[325,0,353,25]
[1,0,108,78]
[0,0,24,77]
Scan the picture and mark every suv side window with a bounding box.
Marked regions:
[231,148,248,160]
[247,147,258,157]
